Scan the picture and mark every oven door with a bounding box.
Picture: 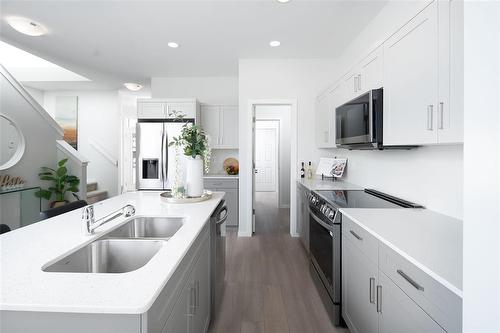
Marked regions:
[309,205,341,303]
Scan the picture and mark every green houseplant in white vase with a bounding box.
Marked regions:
[169,123,211,198]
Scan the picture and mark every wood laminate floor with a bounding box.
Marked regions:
[210,192,350,333]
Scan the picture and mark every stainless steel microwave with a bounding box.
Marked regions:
[335,88,384,150]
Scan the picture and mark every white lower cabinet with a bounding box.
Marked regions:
[378,273,445,333]
[342,216,455,333]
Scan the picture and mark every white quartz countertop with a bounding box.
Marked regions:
[0,191,224,314]
[339,208,463,297]
[297,177,362,191]
[204,174,239,179]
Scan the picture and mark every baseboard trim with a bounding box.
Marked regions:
[238,230,253,237]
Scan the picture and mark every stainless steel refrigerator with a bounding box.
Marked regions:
[136,119,193,190]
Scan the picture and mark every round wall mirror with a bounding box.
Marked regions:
[0,114,26,170]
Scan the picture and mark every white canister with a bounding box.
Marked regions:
[185,155,204,197]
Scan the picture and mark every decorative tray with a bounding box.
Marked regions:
[160,190,213,204]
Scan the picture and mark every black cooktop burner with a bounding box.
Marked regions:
[314,189,422,209]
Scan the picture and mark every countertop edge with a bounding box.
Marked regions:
[339,208,463,299]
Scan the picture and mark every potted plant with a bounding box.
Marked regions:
[35,158,80,208]
[170,123,211,197]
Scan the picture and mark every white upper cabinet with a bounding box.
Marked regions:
[315,92,331,148]
[219,106,239,149]
[201,105,238,149]
[359,47,384,92]
[383,1,439,145]
[137,99,199,121]
[383,0,463,146]
[137,101,165,119]
[201,105,220,146]
[317,0,463,148]
[316,83,342,148]
[437,0,463,143]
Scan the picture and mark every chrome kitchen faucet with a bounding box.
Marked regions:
[82,204,136,235]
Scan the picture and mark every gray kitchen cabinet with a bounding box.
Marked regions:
[342,235,379,333]
[342,216,456,333]
[204,178,238,227]
[162,230,210,333]
[378,272,445,333]
[296,183,310,252]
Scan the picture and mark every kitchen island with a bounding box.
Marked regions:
[0,191,224,333]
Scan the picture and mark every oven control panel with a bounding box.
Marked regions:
[309,193,337,222]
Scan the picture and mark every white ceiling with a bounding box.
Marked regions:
[0,0,387,90]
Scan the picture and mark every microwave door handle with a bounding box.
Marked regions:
[368,91,374,141]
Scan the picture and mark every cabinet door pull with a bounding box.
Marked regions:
[354,76,358,92]
[195,280,199,307]
[427,105,434,131]
[438,102,444,129]
[357,74,362,91]
[188,285,196,316]
[369,277,376,304]
[376,285,382,313]
[350,230,363,241]
[397,269,424,291]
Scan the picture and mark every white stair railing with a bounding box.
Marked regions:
[56,140,89,201]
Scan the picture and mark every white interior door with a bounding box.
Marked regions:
[255,121,279,192]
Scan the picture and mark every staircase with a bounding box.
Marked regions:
[86,179,108,204]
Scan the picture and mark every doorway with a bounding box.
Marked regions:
[254,120,279,195]
[252,104,292,234]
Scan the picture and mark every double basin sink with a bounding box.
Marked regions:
[43,216,184,274]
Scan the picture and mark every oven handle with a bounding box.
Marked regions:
[309,206,335,233]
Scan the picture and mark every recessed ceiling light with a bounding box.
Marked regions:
[6,16,47,36]
[124,83,143,91]
[270,41,281,47]
[167,42,179,48]
[276,0,291,3]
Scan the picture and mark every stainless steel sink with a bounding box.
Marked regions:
[43,239,163,273]
[105,216,184,239]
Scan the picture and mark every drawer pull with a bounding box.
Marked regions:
[369,277,375,304]
[397,269,424,291]
[350,230,363,241]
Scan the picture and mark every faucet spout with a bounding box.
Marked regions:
[83,204,136,235]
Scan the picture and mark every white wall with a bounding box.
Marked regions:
[151,76,238,105]
[0,67,62,227]
[238,58,338,236]
[463,2,500,332]
[255,105,291,208]
[44,90,120,197]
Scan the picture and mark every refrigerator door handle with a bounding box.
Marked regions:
[164,129,168,189]
[160,126,165,184]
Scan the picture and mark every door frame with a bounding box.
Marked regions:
[254,119,280,197]
[243,99,298,237]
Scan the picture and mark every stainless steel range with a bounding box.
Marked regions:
[307,189,422,326]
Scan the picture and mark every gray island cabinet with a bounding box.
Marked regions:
[1,223,211,333]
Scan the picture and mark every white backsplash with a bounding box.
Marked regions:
[206,149,239,175]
